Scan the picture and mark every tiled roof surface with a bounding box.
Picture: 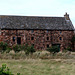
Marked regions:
[0,15,74,30]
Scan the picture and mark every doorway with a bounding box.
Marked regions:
[52,44,60,52]
[17,37,21,44]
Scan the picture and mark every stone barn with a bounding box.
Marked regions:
[0,13,74,51]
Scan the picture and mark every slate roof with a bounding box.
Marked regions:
[0,15,74,30]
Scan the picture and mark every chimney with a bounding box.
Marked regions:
[64,12,70,20]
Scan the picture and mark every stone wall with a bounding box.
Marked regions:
[0,29,74,51]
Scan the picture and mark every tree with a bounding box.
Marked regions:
[0,64,21,75]
[0,42,8,53]
[25,45,35,55]
[71,35,75,42]
[47,46,59,55]
[71,35,75,51]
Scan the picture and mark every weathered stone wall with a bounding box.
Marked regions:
[0,29,74,51]
[51,31,74,51]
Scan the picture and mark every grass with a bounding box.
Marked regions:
[0,59,75,75]
[0,51,75,75]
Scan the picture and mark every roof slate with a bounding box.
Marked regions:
[0,15,74,30]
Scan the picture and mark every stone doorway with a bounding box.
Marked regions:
[17,37,21,44]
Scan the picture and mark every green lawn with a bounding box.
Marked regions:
[0,59,75,75]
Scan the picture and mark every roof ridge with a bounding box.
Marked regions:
[0,15,64,18]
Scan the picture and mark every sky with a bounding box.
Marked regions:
[0,0,75,27]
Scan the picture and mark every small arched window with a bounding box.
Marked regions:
[13,37,15,42]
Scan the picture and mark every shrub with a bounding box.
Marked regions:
[21,44,28,51]
[47,46,59,55]
[0,64,21,75]
[13,44,35,54]
[63,47,71,52]
[25,45,35,55]
[71,35,75,42]
[66,47,71,51]
[6,47,12,53]
[13,45,21,53]
[0,42,8,53]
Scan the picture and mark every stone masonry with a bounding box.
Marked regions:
[0,13,74,51]
[0,29,74,51]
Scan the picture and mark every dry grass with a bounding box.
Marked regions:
[0,59,75,75]
[0,50,75,59]
[0,51,75,75]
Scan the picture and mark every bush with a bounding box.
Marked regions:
[47,46,59,55]
[13,45,21,53]
[25,45,35,55]
[66,47,71,51]
[0,64,20,75]
[63,47,71,52]
[6,47,12,53]
[0,42,8,53]
[21,44,28,51]
[71,35,75,42]
[13,44,35,54]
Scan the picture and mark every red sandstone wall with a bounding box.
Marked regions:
[0,30,74,50]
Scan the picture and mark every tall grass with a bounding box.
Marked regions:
[0,59,75,75]
[0,50,75,59]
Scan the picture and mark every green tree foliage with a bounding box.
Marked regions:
[66,47,71,51]
[71,35,75,42]
[13,44,35,55]
[47,46,59,55]
[13,45,21,53]
[0,64,20,75]
[0,42,8,53]
[21,44,28,51]
[25,45,35,55]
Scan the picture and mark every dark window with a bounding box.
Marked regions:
[47,37,49,40]
[47,44,49,48]
[31,37,34,40]
[31,30,34,33]
[41,47,43,50]
[46,30,49,33]
[32,44,34,46]
[60,31,62,34]
[17,37,21,44]
[60,37,62,40]
[13,37,15,42]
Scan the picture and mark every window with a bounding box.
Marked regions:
[47,44,49,48]
[32,44,34,46]
[60,37,62,40]
[47,37,49,40]
[46,30,49,33]
[13,37,15,42]
[17,37,21,44]
[60,31,62,34]
[31,30,34,33]
[31,37,34,40]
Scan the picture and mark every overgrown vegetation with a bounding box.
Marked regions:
[0,42,11,53]
[13,44,35,55]
[13,45,21,53]
[71,35,75,42]
[0,42,74,60]
[0,59,75,75]
[63,47,71,52]
[25,45,35,55]
[0,42,35,55]
[0,64,20,75]
[47,46,59,55]
[0,41,75,75]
